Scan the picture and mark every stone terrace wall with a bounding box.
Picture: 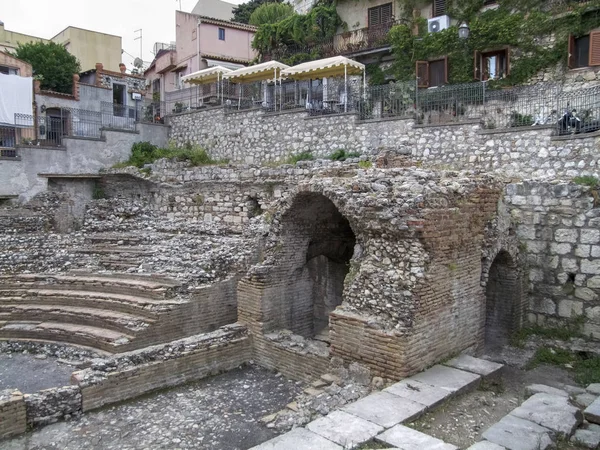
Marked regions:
[0,390,26,440]
[506,181,600,338]
[168,107,599,180]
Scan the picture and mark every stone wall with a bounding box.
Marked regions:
[167,107,599,180]
[73,324,251,412]
[505,181,600,338]
[24,386,82,428]
[0,390,26,440]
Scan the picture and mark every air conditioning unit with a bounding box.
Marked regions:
[428,15,450,33]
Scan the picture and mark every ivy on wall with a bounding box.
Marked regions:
[389,0,600,85]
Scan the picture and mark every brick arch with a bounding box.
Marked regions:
[484,249,525,351]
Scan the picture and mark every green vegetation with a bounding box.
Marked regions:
[286,151,314,164]
[478,378,505,395]
[233,0,283,24]
[573,176,599,188]
[92,183,105,200]
[13,41,81,94]
[328,149,361,161]
[511,316,585,347]
[249,2,294,26]
[113,142,227,169]
[528,347,600,385]
[388,0,600,86]
[358,161,373,169]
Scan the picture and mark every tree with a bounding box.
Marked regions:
[13,41,81,94]
[249,2,294,26]
[233,0,283,24]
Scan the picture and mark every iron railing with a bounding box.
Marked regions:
[140,101,167,124]
[556,85,600,136]
[101,102,137,131]
[164,84,227,115]
[358,81,417,120]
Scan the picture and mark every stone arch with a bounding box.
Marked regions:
[484,250,524,351]
[275,191,356,341]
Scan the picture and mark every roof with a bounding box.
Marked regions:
[201,53,253,65]
[182,66,232,85]
[51,25,122,41]
[281,56,365,81]
[195,14,257,32]
[223,61,289,83]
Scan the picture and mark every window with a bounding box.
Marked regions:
[0,65,18,75]
[113,83,126,105]
[568,32,600,69]
[152,79,160,94]
[474,49,510,81]
[368,3,393,28]
[218,28,225,41]
[433,0,446,17]
[416,58,448,88]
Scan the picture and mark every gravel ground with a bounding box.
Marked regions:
[2,365,304,450]
[0,353,75,393]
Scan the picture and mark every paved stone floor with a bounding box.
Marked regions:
[0,353,75,393]
[3,365,304,450]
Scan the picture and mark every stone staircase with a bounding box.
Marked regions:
[0,273,183,353]
[80,233,155,271]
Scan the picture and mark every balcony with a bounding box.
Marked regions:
[263,21,397,63]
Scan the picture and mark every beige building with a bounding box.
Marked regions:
[0,20,122,72]
[191,0,236,21]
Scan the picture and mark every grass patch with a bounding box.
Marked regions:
[510,316,585,348]
[358,160,373,169]
[113,141,227,169]
[573,176,599,188]
[286,151,314,164]
[328,149,361,161]
[479,378,505,395]
[528,347,600,385]
[356,441,388,450]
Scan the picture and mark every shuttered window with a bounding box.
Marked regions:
[416,58,448,88]
[590,31,600,66]
[368,3,393,27]
[569,31,600,68]
[433,0,446,17]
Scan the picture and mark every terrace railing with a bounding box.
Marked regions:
[101,102,137,131]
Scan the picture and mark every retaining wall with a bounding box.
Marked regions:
[0,390,26,440]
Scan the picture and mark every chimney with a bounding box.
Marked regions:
[119,63,126,74]
[72,74,80,101]
[95,63,103,87]
[34,79,41,94]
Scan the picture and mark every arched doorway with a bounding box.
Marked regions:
[485,251,522,351]
[280,193,356,341]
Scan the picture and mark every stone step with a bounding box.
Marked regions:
[0,273,181,299]
[0,290,179,316]
[73,246,153,256]
[0,304,154,333]
[0,321,134,353]
[85,234,145,246]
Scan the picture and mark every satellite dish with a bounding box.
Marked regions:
[134,57,144,69]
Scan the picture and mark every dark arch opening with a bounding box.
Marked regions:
[281,193,356,341]
[485,250,522,352]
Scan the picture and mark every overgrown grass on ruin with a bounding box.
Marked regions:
[358,160,373,169]
[510,316,586,348]
[285,151,314,164]
[573,176,599,188]
[527,347,600,385]
[328,149,361,161]
[112,141,229,169]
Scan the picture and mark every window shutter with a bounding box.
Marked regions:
[474,50,482,81]
[381,3,392,24]
[589,31,600,66]
[505,47,511,76]
[433,0,446,17]
[368,7,380,27]
[416,61,429,88]
[443,56,448,84]
[568,34,576,69]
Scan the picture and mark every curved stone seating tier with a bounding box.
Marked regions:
[0,273,183,353]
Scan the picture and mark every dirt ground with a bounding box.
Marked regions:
[0,353,75,393]
[409,346,581,449]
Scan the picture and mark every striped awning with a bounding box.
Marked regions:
[181,66,232,85]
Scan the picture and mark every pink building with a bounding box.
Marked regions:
[145,12,256,103]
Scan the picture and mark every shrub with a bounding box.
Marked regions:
[358,161,373,169]
[286,151,314,164]
[573,176,599,188]
[115,142,224,169]
[329,149,361,161]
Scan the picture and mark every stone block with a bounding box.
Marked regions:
[306,410,383,448]
[342,392,426,428]
[443,355,503,379]
[555,229,578,243]
[550,243,572,255]
[581,229,600,244]
[557,300,583,318]
[587,276,600,289]
[585,397,600,425]
[482,415,553,450]
[376,424,458,450]
[409,365,481,395]
[575,288,599,302]
[571,424,600,449]
[466,442,507,450]
[384,379,450,409]
[582,259,600,275]
[524,384,569,398]
[532,298,556,315]
[574,393,597,408]
[510,393,582,436]
[249,427,342,450]
[587,384,600,395]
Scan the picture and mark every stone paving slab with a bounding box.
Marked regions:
[466,442,507,450]
[584,397,600,425]
[306,410,383,449]
[574,393,597,408]
[249,427,342,450]
[384,379,450,410]
[524,384,569,398]
[376,424,458,450]
[342,392,426,428]
[443,355,503,378]
[509,393,582,436]
[571,424,600,449]
[587,384,600,395]
[408,365,481,395]
[482,415,553,450]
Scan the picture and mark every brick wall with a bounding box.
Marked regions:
[0,390,26,440]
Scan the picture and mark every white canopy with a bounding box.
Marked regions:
[281,56,365,81]
[223,61,289,83]
[181,66,232,85]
